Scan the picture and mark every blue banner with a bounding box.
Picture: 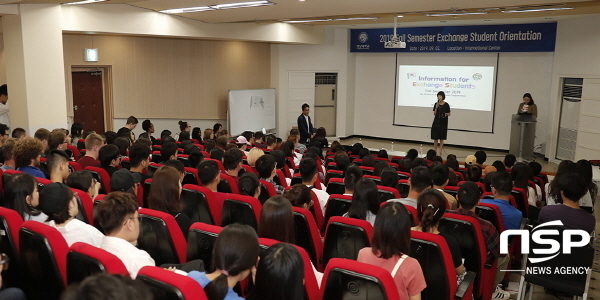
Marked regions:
[350,23,556,53]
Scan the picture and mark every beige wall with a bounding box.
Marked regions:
[62,34,271,120]
[0,37,5,84]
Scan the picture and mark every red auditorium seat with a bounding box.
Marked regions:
[186,223,223,265]
[205,158,225,172]
[66,145,80,160]
[218,173,240,194]
[2,169,22,188]
[274,169,289,188]
[68,161,83,172]
[84,166,112,194]
[181,184,220,225]
[120,157,131,170]
[76,139,86,150]
[20,220,69,300]
[217,193,262,230]
[397,179,410,198]
[137,208,187,265]
[458,181,486,195]
[482,192,518,209]
[377,185,401,202]
[322,216,373,267]
[136,266,208,300]
[67,242,130,284]
[410,231,476,300]
[183,167,201,185]
[258,179,278,203]
[70,188,95,225]
[321,258,401,300]
[511,187,529,218]
[0,208,23,288]
[258,238,320,300]
[325,177,345,195]
[325,169,344,185]
[292,207,324,271]
[323,194,352,231]
[142,178,152,207]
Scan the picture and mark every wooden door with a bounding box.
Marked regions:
[72,71,105,135]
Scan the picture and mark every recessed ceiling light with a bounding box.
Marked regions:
[502,7,573,13]
[334,17,379,21]
[427,12,488,17]
[396,15,404,18]
[64,0,106,4]
[160,1,274,13]
[282,19,331,23]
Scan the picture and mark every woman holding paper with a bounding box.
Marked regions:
[517,93,537,117]
[432,91,451,156]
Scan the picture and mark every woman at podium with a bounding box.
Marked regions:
[517,93,537,117]
[431,91,451,156]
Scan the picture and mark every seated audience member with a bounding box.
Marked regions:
[177,120,191,139]
[14,137,46,178]
[466,164,482,183]
[511,162,540,206]
[256,154,284,194]
[343,178,379,226]
[357,202,426,299]
[351,143,363,157]
[216,136,229,150]
[67,170,101,201]
[464,155,476,166]
[300,158,329,214]
[482,165,497,177]
[129,143,152,181]
[576,159,597,210]
[113,137,130,158]
[362,155,376,168]
[335,154,351,175]
[47,129,68,153]
[528,161,542,178]
[160,142,178,163]
[492,160,506,173]
[431,164,458,209]
[1,138,16,171]
[138,119,155,144]
[445,157,460,173]
[343,165,363,195]
[266,136,277,150]
[78,133,104,168]
[99,144,121,176]
[210,148,224,162]
[540,172,595,233]
[474,150,487,166]
[47,150,71,183]
[0,123,8,161]
[188,151,204,169]
[432,156,443,163]
[481,171,522,230]
[213,123,223,136]
[34,128,50,153]
[134,138,152,152]
[247,147,264,167]
[425,149,436,161]
[283,184,313,210]
[160,129,172,140]
[199,160,220,193]
[253,131,266,148]
[191,127,202,142]
[235,136,251,155]
[281,141,300,167]
[405,148,419,161]
[223,148,243,180]
[188,224,260,300]
[40,182,104,247]
[219,129,230,139]
[503,154,516,169]
[380,167,399,188]
[358,148,370,159]
[329,141,341,153]
[373,160,389,177]
[178,131,191,143]
[411,158,428,169]
[451,181,508,298]
[388,166,432,208]
[203,128,214,141]
[311,127,328,150]
[412,189,465,275]
[104,131,117,145]
[163,159,185,182]
[148,166,191,238]
[116,127,132,143]
[182,142,196,155]
[111,168,142,196]
[247,243,306,300]
[70,123,83,145]
[239,173,261,199]
[5,173,47,222]
[62,273,150,300]
[11,127,26,140]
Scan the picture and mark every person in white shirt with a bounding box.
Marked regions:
[300,157,329,215]
[0,84,9,128]
[387,166,432,208]
[39,182,104,247]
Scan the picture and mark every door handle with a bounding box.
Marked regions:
[73,105,78,111]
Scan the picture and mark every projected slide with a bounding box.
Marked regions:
[397,65,495,111]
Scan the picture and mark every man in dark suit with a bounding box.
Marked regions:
[297,103,316,144]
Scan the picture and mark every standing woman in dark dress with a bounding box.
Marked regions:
[431,91,451,156]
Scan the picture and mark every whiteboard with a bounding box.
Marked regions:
[228,89,276,136]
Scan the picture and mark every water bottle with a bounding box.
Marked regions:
[391,141,394,151]
[359,138,362,144]
[420,144,423,156]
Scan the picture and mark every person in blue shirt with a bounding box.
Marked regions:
[188,224,260,300]
[14,137,47,179]
[481,171,523,230]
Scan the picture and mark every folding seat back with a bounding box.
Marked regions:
[397,171,411,180]
[0,208,23,288]
[511,187,529,217]
[218,193,262,230]
[325,177,345,195]
[177,154,191,167]
[120,157,131,170]
[481,192,518,209]
[458,181,486,195]
[76,139,86,150]
[84,166,112,194]
[327,162,338,170]
[396,179,410,198]
[293,207,323,271]
[68,161,83,172]
[67,145,80,160]
[443,185,459,198]
[291,173,303,185]
[454,171,465,182]
[181,184,219,225]
[218,173,240,194]
[325,169,344,184]
[182,167,201,185]
[205,158,226,172]
[439,213,495,300]
[19,220,69,300]
[258,179,278,204]
[258,239,320,300]
[152,151,163,163]
[410,231,475,300]
[186,223,222,268]
[282,163,293,178]
[241,164,258,175]
[363,175,382,185]
[152,144,162,151]
[136,266,208,300]
[475,203,506,232]
[377,185,400,202]
[359,165,374,175]
[323,194,352,230]
[322,216,373,267]
[147,163,163,176]
[321,258,401,300]
[138,208,187,265]
[71,188,94,225]
[142,178,153,207]
[67,242,129,284]
[274,169,289,188]
[307,191,325,232]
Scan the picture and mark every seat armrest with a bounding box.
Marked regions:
[520,218,529,230]
[485,253,496,268]
[455,271,476,300]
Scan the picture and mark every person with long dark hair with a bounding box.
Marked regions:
[357,202,426,299]
[575,159,597,209]
[70,123,84,146]
[188,224,260,300]
[192,127,202,142]
[343,178,379,225]
[511,162,540,206]
[431,91,451,156]
[517,93,537,117]
[147,166,191,238]
[5,173,46,222]
[247,243,305,300]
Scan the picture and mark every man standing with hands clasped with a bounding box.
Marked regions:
[297,103,316,145]
[0,85,9,128]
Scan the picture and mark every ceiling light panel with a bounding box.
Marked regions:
[64,0,106,5]
[160,1,274,14]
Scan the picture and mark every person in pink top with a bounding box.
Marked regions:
[357,202,426,300]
